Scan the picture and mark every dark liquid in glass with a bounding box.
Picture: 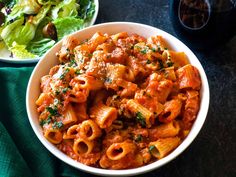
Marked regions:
[170,0,236,49]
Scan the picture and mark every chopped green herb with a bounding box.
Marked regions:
[152,48,157,52]
[55,90,60,95]
[88,53,93,57]
[134,45,141,49]
[52,121,64,129]
[39,119,46,126]
[68,59,77,67]
[75,69,81,75]
[46,106,58,116]
[157,47,161,52]
[149,145,156,153]
[135,134,143,142]
[59,68,70,80]
[105,77,112,84]
[164,47,168,50]
[62,88,69,94]
[167,60,174,67]
[79,57,84,64]
[136,112,146,127]
[140,48,148,54]
[146,59,151,64]
[40,116,52,126]
[157,59,164,69]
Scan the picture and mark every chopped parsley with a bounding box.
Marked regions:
[135,134,143,142]
[167,60,174,67]
[157,59,164,69]
[140,48,148,54]
[59,68,70,80]
[105,77,112,84]
[62,88,69,94]
[88,53,93,57]
[55,90,60,96]
[75,69,81,75]
[151,48,157,52]
[146,59,151,64]
[149,145,156,153]
[52,121,64,129]
[136,112,146,127]
[40,117,52,126]
[46,106,59,116]
[79,57,84,64]
[164,47,168,50]
[68,59,77,67]
[134,45,141,49]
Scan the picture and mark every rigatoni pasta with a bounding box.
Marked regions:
[36,32,201,169]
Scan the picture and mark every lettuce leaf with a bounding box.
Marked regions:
[7,0,41,22]
[78,0,95,20]
[53,17,84,40]
[51,0,79,20]
[0,0,17,8]
[2,5,51,46]
[1,18,24,46]
[10,42,37,59]
[31,4,51,26]
[37,0,60,5]
[27,38,55,56]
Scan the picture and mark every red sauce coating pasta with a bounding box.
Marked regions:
[36,32,201,169]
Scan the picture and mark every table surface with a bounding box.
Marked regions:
[1,1,235,177]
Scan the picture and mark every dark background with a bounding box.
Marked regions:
[1,0,235,177]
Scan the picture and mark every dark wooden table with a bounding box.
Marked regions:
[1,1,235,177]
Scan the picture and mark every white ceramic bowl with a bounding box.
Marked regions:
[0,0,99,64]
[26,22,210,176]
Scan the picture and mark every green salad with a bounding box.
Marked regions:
[0,0,96,59]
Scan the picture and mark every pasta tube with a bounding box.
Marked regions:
[176,64,201,90]
[79,120,102,141]
[90,103,118,129]
[149,121,180,140]
[149,137,180,159]
[106,141,136,160]
[63,124,79,139]
[159,99,182,123]
[73,138,94,155]
[44,128,63,144]
[62,104,78,125]
[126,99,153,128]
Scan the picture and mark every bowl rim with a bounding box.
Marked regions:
[26,22,210,176]
[0,0,99,64]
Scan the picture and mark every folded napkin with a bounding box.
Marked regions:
[0,67,91,177]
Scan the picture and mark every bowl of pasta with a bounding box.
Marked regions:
[26,22,210,176]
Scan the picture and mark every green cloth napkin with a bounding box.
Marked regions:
[0,67,93,177]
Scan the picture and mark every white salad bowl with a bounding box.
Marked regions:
[26,22,210,176]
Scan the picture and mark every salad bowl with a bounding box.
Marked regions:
[0,0,99,64]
